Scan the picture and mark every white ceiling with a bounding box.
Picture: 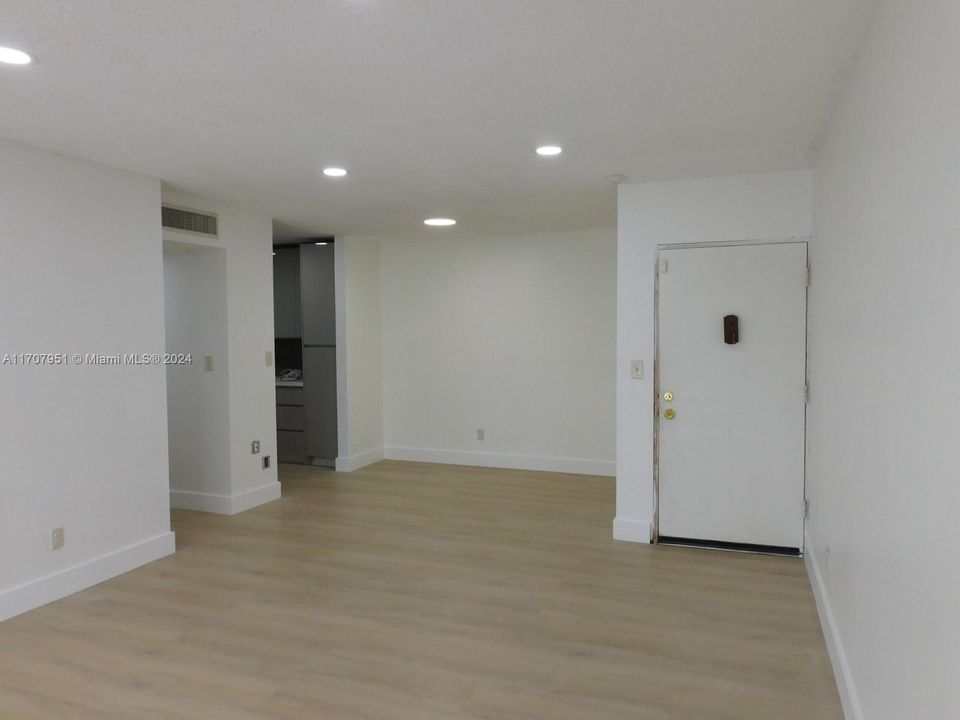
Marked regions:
[1,1,874,239]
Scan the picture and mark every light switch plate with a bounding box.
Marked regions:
[630,360,644,379]
[265,350,273,367]
[204,355,214,371]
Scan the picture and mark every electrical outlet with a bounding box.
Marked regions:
[52,527,65,551]
[251,440,261,455]
[204,355,214,371]
[477,428,485,441]
[824,545,831,571]
[263,455,271,470]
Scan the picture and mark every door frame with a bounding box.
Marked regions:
[651,238,810,550]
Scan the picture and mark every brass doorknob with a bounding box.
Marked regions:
[663,408,676,420]
[663,391,674,401]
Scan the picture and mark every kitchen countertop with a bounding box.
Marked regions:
[275,380,304,388]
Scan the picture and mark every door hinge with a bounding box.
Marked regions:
[805,262,811,287]
[804,381,810,403]
[804,499,810,519]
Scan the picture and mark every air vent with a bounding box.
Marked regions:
[162,205,218,237]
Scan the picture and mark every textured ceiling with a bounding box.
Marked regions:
[0,1,874,239]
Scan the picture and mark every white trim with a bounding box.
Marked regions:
[230,481,282,514]
[334,240,349,465]
[170,488,232,514]
[613,517,652,543]
[336,447,384,472]
[805,532,863,720]
[170,481,281,515]
[0,532,175,623]
[657,235,812,250]
[383,446,615,477]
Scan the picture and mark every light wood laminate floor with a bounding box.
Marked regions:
[0,461,841,719]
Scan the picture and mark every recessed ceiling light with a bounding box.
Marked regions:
[424,218,456,227]
[0,47,32,65]
[535,145,563,156]
[322,167,348,178]
[315,241,328,246]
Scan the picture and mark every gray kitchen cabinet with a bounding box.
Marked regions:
[277,430,306,464]
[303,346,338,459]
[275,386,306,464]
[276,404,304,431]
[273,247,302,338]
[276,386,304,407]
[299,243,336,346]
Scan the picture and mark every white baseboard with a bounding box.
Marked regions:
[170,481,281,515]
[230,481,282,513]
[170,488,232,514]
[612,516,652,543]
[336,447,384,472]
[383,446,615,477]
[805,531,863,720]
[0,531,175,623]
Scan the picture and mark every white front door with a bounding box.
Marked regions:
[657,243,808,550]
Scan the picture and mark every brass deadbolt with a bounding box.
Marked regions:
[663,408,677,420]
[663,391,674,402]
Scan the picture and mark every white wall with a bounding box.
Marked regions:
[0,139,174,621]
[616,171,812,541]
[806,1,960,717]
[163,241,231,498]
[162,193,280,513]
[335,237,384,471]
[380,228,617,475]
